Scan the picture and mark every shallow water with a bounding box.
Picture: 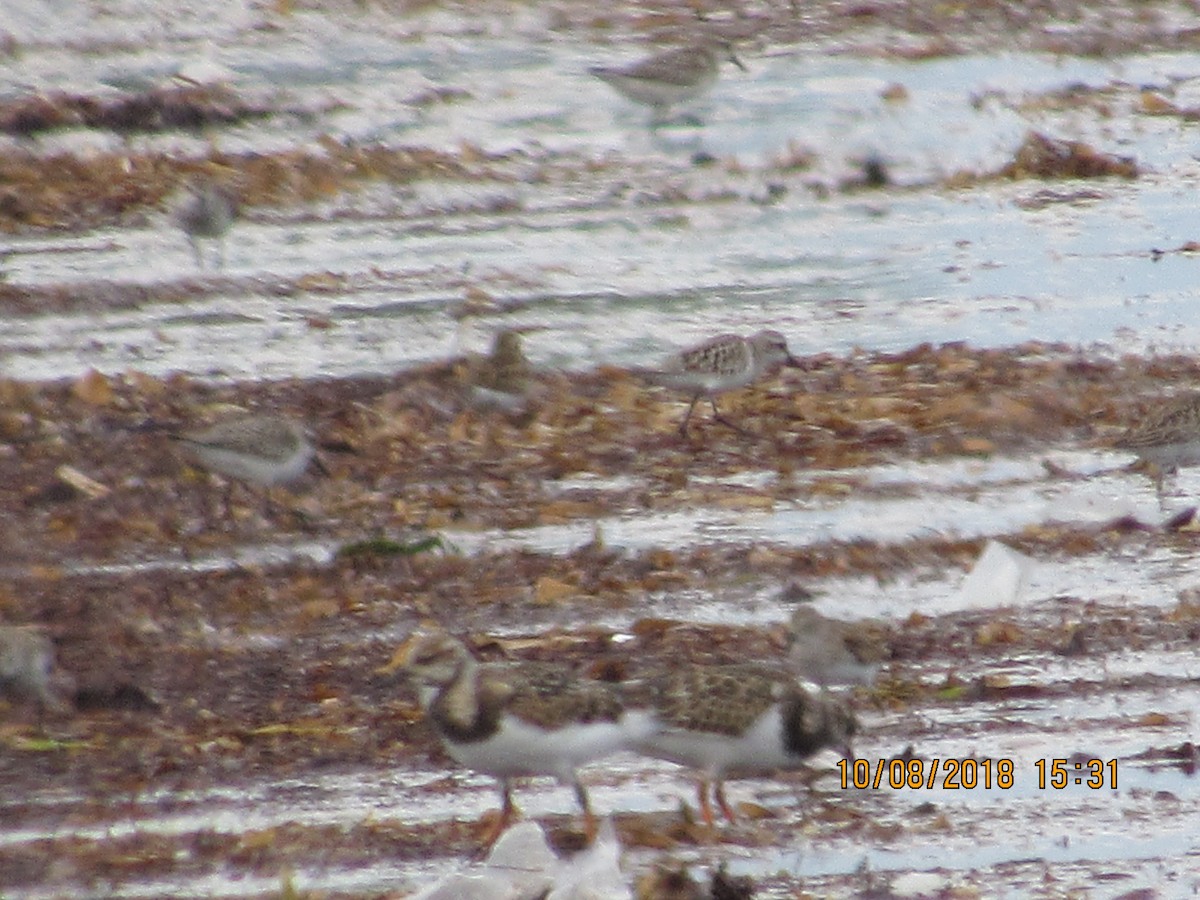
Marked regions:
[6,15,1200,382]
[4,1,1200,897]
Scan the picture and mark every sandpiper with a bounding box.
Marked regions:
[630,663,857,825]
[635,329,801,436]
[474,330,531,395]
[465,328,534,413]
[1112,393,1200,491]
[787,606,888,688]
[383,631,651,846]
[171,412,326,518]
[0,625,71,710]
[590,40,745,121]
[176,176,238,269]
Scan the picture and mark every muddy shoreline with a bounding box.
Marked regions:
[4,342,1200,895]
[5,0,1200,895]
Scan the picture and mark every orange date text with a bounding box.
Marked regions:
[837,757,1016,790]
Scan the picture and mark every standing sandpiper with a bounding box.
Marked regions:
[465,328,534,413]
[787,606,888,688]
[629,662,857,826]
[382,631,652,847]
[636,329,801,436]
[1111,393,1200,491]
[176,176,238,269]
[0,625,72,711]
[171,412,326,519]
[590,40,745,121]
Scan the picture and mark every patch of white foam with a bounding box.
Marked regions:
[957,540,1036,609]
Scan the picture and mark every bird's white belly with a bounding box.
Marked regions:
[446,717,633,782]
[194,445,309,485]
[598,71,715,108]
[640,708,794,774]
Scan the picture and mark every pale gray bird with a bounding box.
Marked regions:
[634,330,802,436]
[171,412,328,520]
[590,40,746,121]
[1111,393,1200,492]
[787,605,889,688]
[176,176,239,269]
[0,625,72,710]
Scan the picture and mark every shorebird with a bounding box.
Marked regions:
[630,662,857,826]
[590,40,745,121]
[464,328,535,414]
[383,631,652,846]
[171,412,327,519]
[0,625,72,710]
[787,606,889,688]
[1111,393,1200,492]
[635,329,801,436]
[176,176,238,269]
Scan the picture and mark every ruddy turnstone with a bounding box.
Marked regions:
[383,631,649,845]
[171,412,327,518]
[176,176,238,269]
[590,40,745,121]
[635,330,801,436]
[787,606,888,688]
[631,663,857,825]
[1112,393,1200,491]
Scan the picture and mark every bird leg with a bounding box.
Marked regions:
[261,486,283,522]
[573,778,598,843]
[189,236,204,269]
[678,394,702,436]
[479,779,520,849]
[696,777,716,828]
[709,398,751,437]
[713,778,739,823]
[219,478,236,524]
[1153,463,1170,497]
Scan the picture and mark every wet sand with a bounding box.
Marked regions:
[3,0,1200,896]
